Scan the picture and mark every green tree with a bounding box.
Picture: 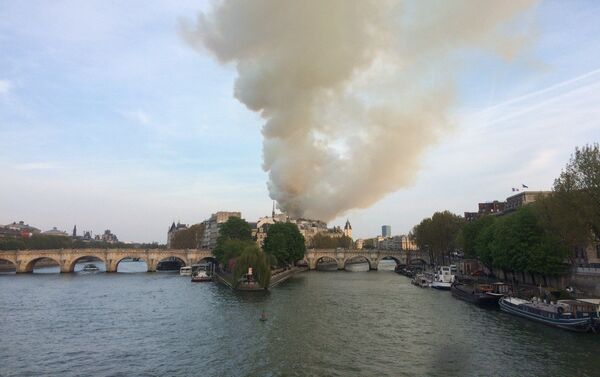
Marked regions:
[311,233,353,249]
[233,243,271,289]
[542,143,600,261]
[263,222,306,266]
[213,217,253,264]
[456,215,495,258]
[25,235,73,250]
[411,211,464,265]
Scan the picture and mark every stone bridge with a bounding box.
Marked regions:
[305,249,430,270]
[0,249,214,273]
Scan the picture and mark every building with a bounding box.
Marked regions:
[382,225,391,238]
[343,219,352,238]
[42,227,69,237]
[464,200,506,221]
[201,211,241,249]
[101,229,119,244]
[378,236,402,251]
[400,235,418,251]
[355,239,364,250]
[3,221,40,238]
[167,221,188,248]
[504,191,550,213]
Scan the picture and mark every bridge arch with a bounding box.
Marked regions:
[377,256,401,270]
[194,256,217,265]
[116,255,149,273]
[343,255,372,271]
[315,256,340,271]
[156,255,187,271]
[408,258,429,266]
[67,254,107,272]
[0,257,16,273]
[25,257,61,273]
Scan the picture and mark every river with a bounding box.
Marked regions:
[1,263,599,377]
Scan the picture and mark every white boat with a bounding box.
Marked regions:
[411,273,432,288]
[430,266,455,290]
[191,269,212,282]
[82,263,99,272]
[179,266,192,276]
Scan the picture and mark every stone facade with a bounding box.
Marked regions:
[201,211,241,249]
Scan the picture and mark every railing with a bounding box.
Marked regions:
[576,267,600,275]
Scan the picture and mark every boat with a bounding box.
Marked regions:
[191,269,212,282]
[82,263,99,272]
[430,266,455,290]
[451,282,510,305]
[499,296,600,332]
[179,266,192,276]
[411,273,432,288]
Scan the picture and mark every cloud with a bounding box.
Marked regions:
[0,80,12,95]
[122,109,152,126]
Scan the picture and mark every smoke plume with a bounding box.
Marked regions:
[182,0,537,221]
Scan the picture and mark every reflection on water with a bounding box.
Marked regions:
[1,270,600,376]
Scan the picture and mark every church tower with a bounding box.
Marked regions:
[343,219,352,238]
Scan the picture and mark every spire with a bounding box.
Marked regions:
[345,219,351,229]
[272,201,276,219]
[72,225,77,238]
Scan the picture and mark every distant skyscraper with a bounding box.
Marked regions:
[382,225,391,238]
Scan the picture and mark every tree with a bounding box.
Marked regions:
[456,215,496,258]
[171,223,205,249]
[213,217,253,264]
[548,143,600,256]
[411,211,464,265]
[25,235,73,250]
[263,222,306,266]
[311,233,353,249]
[233,244,271,289]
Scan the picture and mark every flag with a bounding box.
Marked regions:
[522,184,528,189]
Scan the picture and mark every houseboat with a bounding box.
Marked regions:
[499,296,600,333]
[451,282,510,305]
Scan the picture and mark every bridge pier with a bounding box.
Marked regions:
[106,259,117,273]
[147,258,157,272]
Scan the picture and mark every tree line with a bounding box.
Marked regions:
[411,143,600,279]
[0,235,164,251]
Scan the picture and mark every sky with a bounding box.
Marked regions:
[1,1,599,243]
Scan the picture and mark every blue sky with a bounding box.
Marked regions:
[1,1,599,242]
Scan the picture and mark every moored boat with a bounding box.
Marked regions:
[191,269,212,282]
[451,282,509,305]
[179,266,192,276]
[411,273,432,287]
[430,266,455,290]
[499,296,600,333]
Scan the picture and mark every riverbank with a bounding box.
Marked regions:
[214,266,307,290]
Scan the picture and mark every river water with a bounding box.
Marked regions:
[1,262,599,377]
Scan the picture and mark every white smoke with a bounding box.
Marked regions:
[182,0,537,221]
